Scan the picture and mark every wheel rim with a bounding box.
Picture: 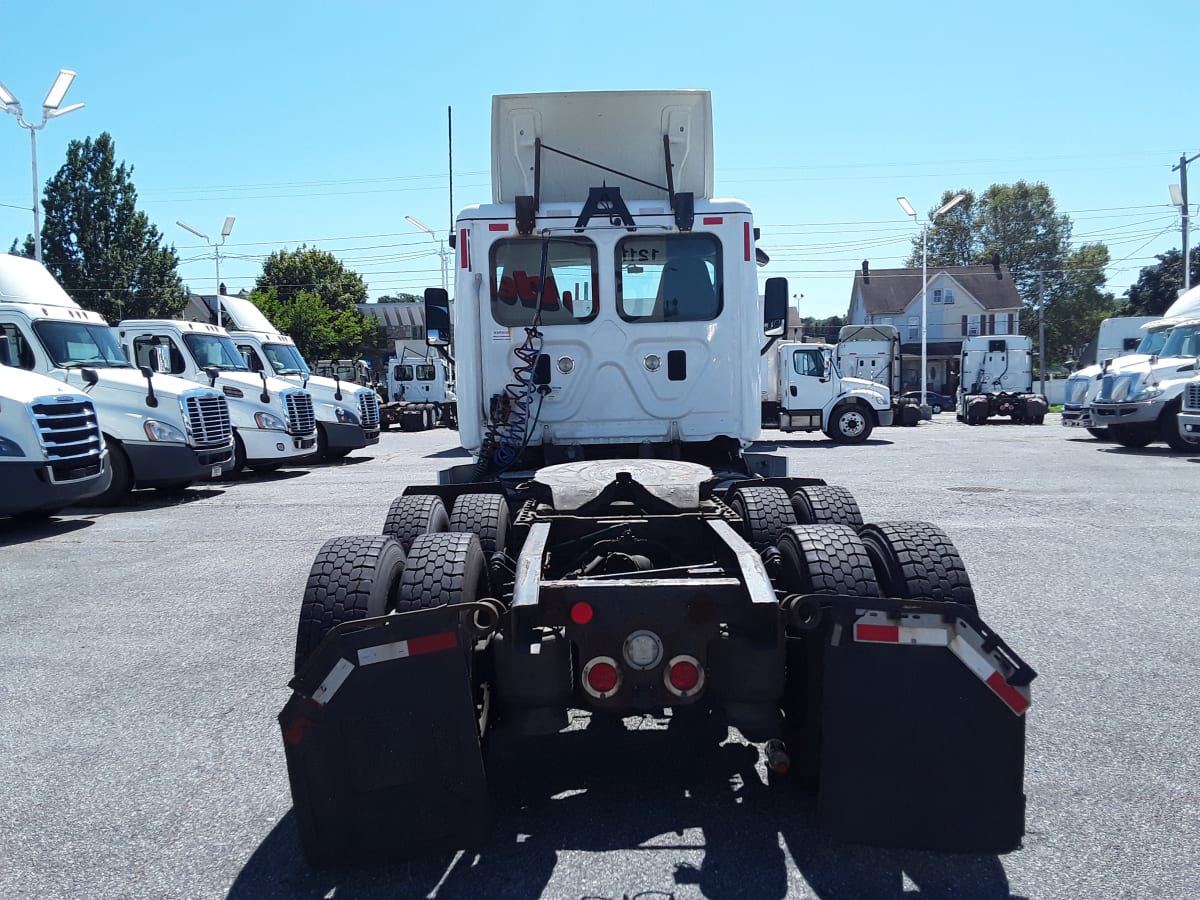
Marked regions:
[839,410,866,437]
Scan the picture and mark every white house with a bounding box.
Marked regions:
[846,262,1024,395]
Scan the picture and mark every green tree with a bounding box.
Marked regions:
[249,287,373,362]
[1120,248,1200,316]
[254,245,368,311]
[16,132,187,320]
[907,189,978,267]
[376,293,422,303]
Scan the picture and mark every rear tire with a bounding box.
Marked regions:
[294,535,406,672]
[860,522,976,608]
[382,493,450,552]
[449,493,511,554]
[731,486,796,551]
[396,531,486,612]
[790,485,863,529]
[1108,425,1155,448]
[1161,404,1192,452]
[776,524,881,598]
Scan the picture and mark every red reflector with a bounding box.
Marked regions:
[855,623,899,643]
[986,671,1031,714]
[282,718,311,746]
[668,660,700,692]
[570,602,593,625]
[459,229,468,267]
[488,223,509,231]
[587,661,618,693]
[743,222,751,262]
[703,216,722,225]
[407,631,458,656]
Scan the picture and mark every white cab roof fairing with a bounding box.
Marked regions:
[1143,284,1200,330]
[217,295,280,336]
[0,255,80,309]
[491,91,714,204]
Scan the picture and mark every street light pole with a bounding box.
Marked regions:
[177,217,236,327]
[897,193,965,414]
[405,215,448,292]
[1171,151,1199,293]
[0,69,86,264]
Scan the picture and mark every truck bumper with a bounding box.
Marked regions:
[125,439,236,487]
[238,428,318,466]
[1091,400,1159,426]
[0,452,111,516]
[319,421,376,451]
[1178,411,1200,442]
[1061,406,1095,428]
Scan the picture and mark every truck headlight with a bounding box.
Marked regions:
[334,406,360,425]
[1132,387,1163,401]
[143,419,186,443]
[0,436,26,458]
[254,411,287,430]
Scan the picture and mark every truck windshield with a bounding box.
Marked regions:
[1159,323,1200,359]
[616,234,722,323]
[183,333,250,370]
[1135,330,1168,355]
[490,237,597,326]
[33,321,131,368]
[262,343,310,376]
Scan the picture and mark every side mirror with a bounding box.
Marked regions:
[425,288,452,347]
[258,370,271,404]
[138,365,159,408]
[763,276,787,337]
[203,365,219,388]
[0,335,11,367]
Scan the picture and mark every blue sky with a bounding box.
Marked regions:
[1,1,1194,318]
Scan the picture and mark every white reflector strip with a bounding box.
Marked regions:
[312,657,355,706]
[358,640,413,666]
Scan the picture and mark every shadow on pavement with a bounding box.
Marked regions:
[0,514,95,546]
[230,717,1022,900]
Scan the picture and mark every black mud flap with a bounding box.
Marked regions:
[279,604,491,865]
[815,598,1035,853]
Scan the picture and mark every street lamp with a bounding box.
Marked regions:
[405,215,449,293]
[177,217,236,327]
[0,68,86,264]
[897,193,965,413]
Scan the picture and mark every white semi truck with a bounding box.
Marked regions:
[115,319,318,472]
[761,339,893,442]
[957,335,1048,425]
[834,324,922,425]
[1060,315,1159,436]
[0,255,236,503]
[378,348,457,431]
[0,345,111,518]
[204,294,381,460]
[278,90,1034,864]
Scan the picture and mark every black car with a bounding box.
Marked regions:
[900,391,954,414]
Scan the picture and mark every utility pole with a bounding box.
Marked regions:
[1038,271,1046,396]
[1172,151,1199,293]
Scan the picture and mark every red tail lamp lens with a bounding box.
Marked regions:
[570,602,594,625]
[586,661,618,694]
[668,660,700,692]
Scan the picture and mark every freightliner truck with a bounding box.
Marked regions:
[956,335,1048,425]
[0,341,111,518]
[278,91,1036,864]
[116,319,318,473]
[0,255,235,503]
[1060,315,1161,436]
[205,294,381,460]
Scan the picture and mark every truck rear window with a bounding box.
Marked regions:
[616,234,723,323]
[490,237,598,326]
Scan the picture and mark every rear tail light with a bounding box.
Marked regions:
[664,655,704,697]
[582,656,621,699]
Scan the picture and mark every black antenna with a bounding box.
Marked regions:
[447,105,454,240]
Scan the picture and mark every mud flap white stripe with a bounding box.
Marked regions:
[312,657,355,706]
[359,641,414,666]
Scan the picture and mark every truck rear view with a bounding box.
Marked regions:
[277,90,1036,865]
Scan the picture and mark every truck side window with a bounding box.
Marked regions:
[616,234,722,324]
[0,323,36,370]
[793,349,825,378]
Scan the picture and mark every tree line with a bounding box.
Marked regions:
[8,133,1198,369]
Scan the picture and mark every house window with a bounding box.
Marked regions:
[964,315,981,337]
[908,316,919,341]
[944,289,955,305]
[933,289,942,304]
[995,315,1010,335]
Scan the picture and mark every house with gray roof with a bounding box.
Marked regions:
[846,262,1024,395]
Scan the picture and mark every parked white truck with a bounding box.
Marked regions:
[0,343,111,518]
[761,339,893,442]
[0,255,236,503]
[204,294,381,460]
[378,348,457,431]
[278,90,1034,865]
[834,324,921,425]
[957,335,1048,425]
[1060,315,1159,436]
[115,319,318,472]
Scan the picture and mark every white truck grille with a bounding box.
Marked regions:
[284,390,316,435]
[30,396,104,483]
[357,389,380,428]
[1185,381,1200,413]
[183,391,233,447]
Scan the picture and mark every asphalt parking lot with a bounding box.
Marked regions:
[2,414,1198,899]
